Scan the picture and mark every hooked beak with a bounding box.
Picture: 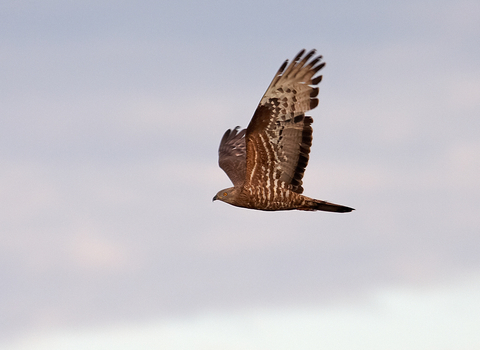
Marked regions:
[212,195,217,202]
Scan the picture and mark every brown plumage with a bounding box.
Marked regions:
[213,49,354,213]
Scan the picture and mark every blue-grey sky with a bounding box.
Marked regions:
[1,0,480,349]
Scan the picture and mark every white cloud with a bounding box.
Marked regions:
[3,273,480,350]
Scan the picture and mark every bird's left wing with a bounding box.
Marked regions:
[245,49,325,194]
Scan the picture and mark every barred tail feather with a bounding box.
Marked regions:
[300,199,354,213]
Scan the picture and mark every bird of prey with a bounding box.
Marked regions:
[213,49,354,213]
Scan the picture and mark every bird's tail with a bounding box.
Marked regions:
[300,199,354,213]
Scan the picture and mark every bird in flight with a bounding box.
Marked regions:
[213,49,354,213]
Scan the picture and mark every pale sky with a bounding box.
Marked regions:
[1,0,480,349]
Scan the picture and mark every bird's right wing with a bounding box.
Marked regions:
[218,126,247,187]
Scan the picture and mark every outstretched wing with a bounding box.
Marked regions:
[245,49,324,194]
[218,126,247,187]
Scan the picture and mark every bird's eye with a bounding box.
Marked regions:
[223,192,228,196]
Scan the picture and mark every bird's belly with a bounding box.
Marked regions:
[239,186,305,211]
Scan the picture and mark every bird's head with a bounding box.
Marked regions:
[212,187,240,205]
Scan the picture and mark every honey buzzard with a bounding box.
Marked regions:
[213,49,354,212]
